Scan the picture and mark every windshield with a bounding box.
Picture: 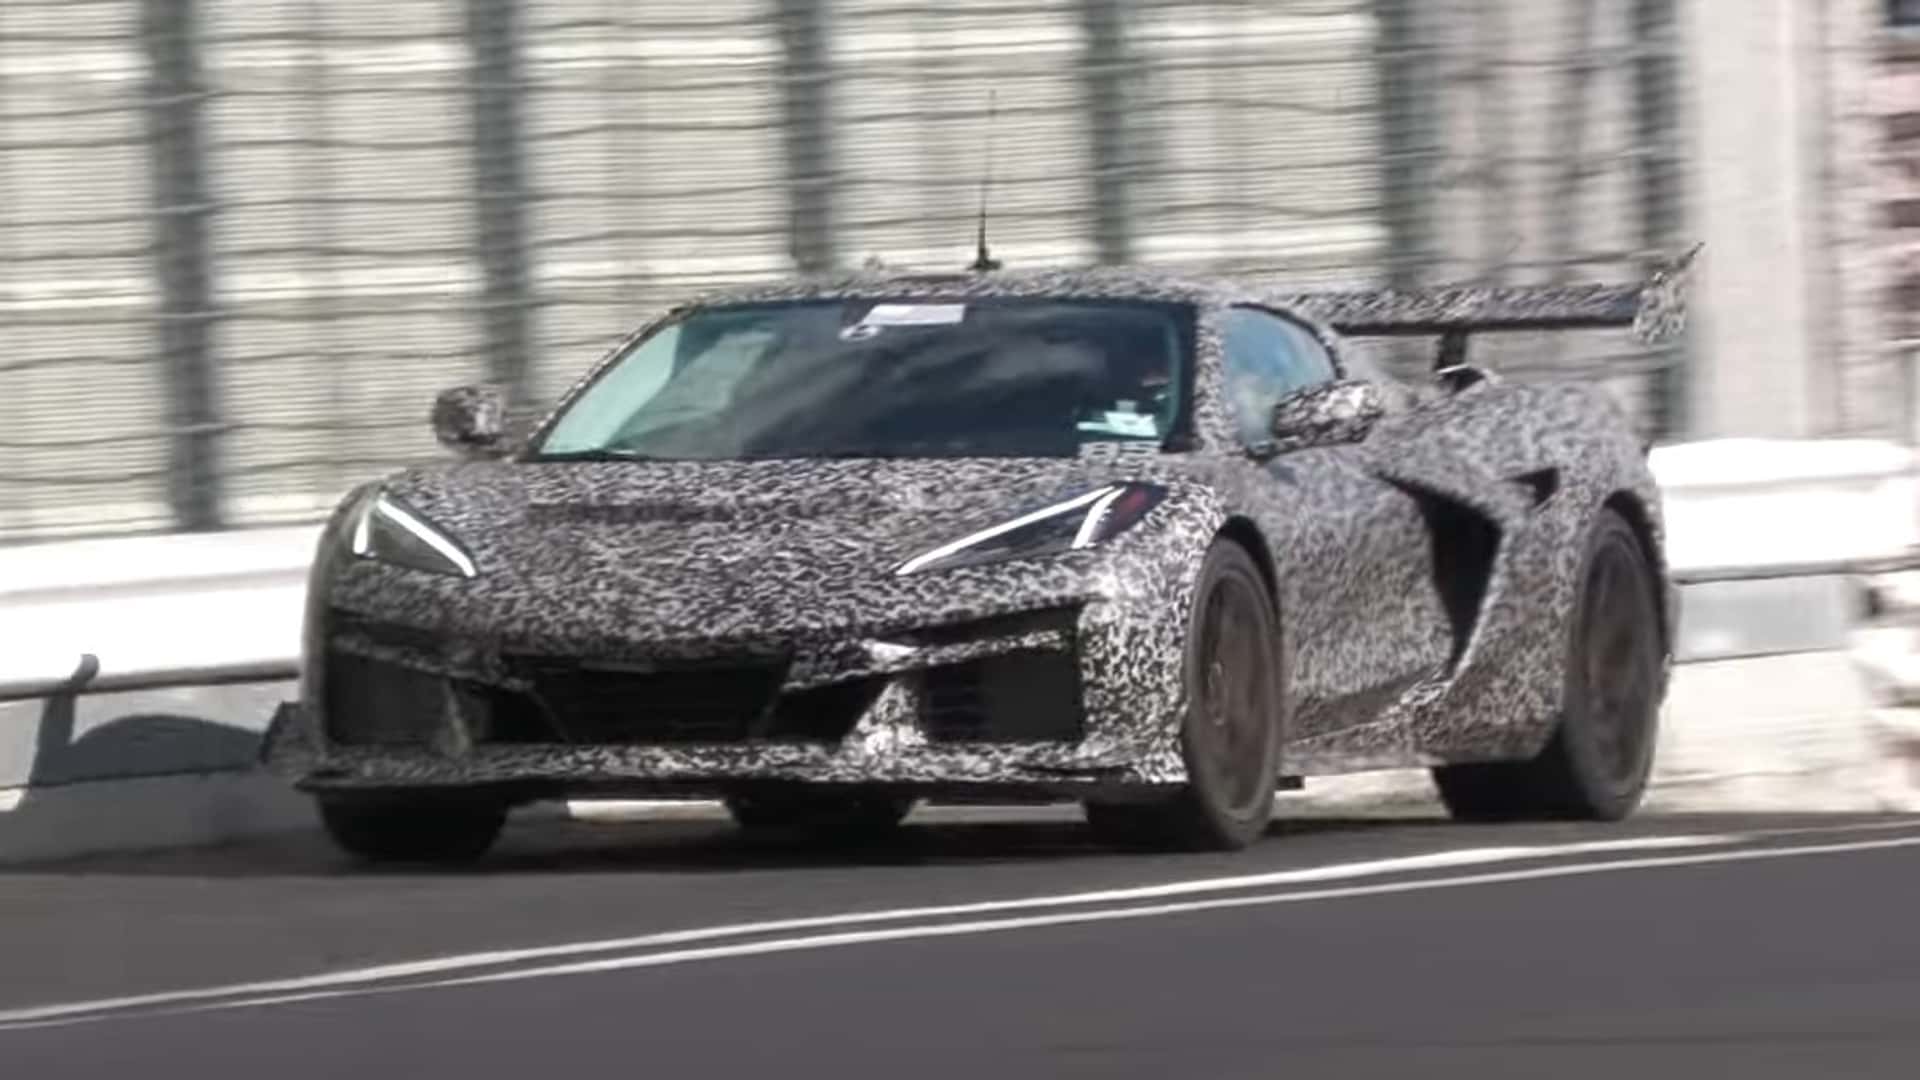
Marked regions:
[532,298,1191,461]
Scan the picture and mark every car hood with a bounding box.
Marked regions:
[344,453,1189,647]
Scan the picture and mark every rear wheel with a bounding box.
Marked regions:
[317,794,507,865]
[1432,507,1663,821]
[722,788,916,836]
[1084,539,1284,851]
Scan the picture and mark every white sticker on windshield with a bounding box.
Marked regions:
[1104,411,1159,437]
[1077,411,1160,438]
[861,303,967,327]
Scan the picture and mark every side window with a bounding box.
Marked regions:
[1219,307,1337,445]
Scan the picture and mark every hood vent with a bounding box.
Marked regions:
[526,501,742,525]
[527,492,915,525]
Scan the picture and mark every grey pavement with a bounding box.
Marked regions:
[2,807,1918,1077]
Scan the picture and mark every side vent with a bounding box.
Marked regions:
[1510,467,1561,510]
[1401,486,1501,667]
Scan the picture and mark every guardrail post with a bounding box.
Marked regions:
[1079,0,1133,265]
[1545,0,1601,286]
[466,0,533,396]
[1634,0,1689,441]
[1377,0,1437,291]
[775,0,835,273]
[140,0,222,531]
[1470,1,1511,283]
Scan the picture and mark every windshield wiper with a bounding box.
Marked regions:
[748,442,1071,460]
[530,448,668,463]
[778,447,915,460]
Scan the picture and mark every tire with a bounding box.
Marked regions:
[722,788,916,836]
[318,793,507,865]
[1084,538,1285,851]
[1432,507,1663,822]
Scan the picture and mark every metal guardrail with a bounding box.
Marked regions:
[1670,551,1920,586]
[5,552,1917,706]
[1652,466,1920,497]
[0,655,299,706]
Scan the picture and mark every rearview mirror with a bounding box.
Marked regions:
[431,383,511,459]
[1267,380,1385,454]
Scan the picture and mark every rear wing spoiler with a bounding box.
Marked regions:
[1272,244,1701,371]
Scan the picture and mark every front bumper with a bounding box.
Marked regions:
[262,599,1191,797]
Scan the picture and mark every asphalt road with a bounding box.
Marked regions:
[3,806,1919,1077]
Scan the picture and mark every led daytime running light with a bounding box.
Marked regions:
[895,484,1142,576]
[351,492,478,578]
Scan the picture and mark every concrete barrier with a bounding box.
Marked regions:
[0,527,311,703]
[2,436,1917,863]
[0,680,313,864]
[1651,438,1920,571]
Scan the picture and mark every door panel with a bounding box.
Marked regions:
[1234,446,1454,741]
[1208,305,1456,739]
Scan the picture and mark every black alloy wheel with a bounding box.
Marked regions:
[1085,538,1284,851]
[1432,507,1663,821]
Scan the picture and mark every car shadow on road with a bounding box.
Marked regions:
[9,796,1895,880]
[0,682,289,863]
[481,810,1465,876]
[0,804,1462,879]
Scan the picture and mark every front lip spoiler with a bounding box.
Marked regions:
[1018,763,1134,778]
[279,746,1166,797]
[266,691,1164,793]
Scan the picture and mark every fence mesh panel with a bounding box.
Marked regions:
[0,0,1689,543]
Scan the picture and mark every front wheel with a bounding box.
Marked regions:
[317,794,508,865]
[1432,507,1664,822]
[1084,538,1285,851]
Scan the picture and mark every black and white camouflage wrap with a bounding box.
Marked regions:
[1273,242,1699,343]
[261,265,1677,801]
[428,383,510,453]
[1266,381,1387,456]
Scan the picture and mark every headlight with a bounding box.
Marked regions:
[346,490,478,579]
[894,482,1167,576]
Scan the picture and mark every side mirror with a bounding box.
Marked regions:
[1267,380,1385,454]
[430,383,511,459]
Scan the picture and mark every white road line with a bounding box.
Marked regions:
[0,836,1731,1026]
[7,830,1920,1034]
[1,826,1913,1031]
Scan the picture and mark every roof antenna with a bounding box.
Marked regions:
[969,90,1002,273]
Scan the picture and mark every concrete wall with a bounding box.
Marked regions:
[1880,13,1920,441]
[1682,0,1897,441]
[1684,0,1817,437]
[0,681,311,864]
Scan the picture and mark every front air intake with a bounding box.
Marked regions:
[504,657,790,745]
[921,651,1084,743]
[324,651,444,746]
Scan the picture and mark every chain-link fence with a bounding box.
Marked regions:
[0,0,1691,543]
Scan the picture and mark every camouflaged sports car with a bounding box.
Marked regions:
[262,254,1694,862]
